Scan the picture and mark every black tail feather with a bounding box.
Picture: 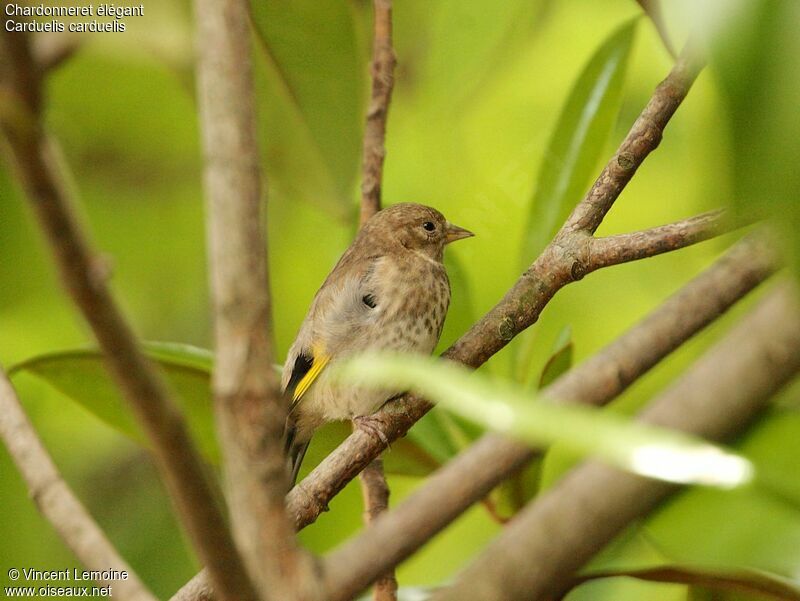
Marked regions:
[288,440,310,489]
[284,422,310,489]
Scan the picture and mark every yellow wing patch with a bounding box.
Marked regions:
[292,344,330,402]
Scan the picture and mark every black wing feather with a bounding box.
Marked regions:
[284,350,313,413]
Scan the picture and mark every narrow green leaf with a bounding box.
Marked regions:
[249,0,364,216]
[336,353,753,488]
[640,409,800,576]
[538,325,574,390]
[9,345,219,463]
[8,345,441,479]
[695,0,800,279]
[519,19,637,266]
[574,565,800,601]
[142,341,213,372]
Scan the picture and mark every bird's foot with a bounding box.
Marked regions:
[352,415,390,447]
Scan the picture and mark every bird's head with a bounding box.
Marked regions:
[365,203,474,260]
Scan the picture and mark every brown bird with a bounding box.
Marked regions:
[282,203,474,485]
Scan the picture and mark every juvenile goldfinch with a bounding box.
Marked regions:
[282,203,473,485]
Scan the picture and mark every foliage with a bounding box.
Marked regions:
[1,0,799,599]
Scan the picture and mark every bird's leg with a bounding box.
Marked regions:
[352,414,390,447]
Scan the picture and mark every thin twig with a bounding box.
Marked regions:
[285,47,707,530]
[0,368,157,601]
[359,0,396,226]
[320,234,777,601]
[587,210,728,270]
[192,0,320,600]
[434,285,800,601]
[562,44,704,235]
[0,29,252,601]
[356,3,398,598]
[359,459,399,601]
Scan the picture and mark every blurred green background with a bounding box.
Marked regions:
[2,0,799,600]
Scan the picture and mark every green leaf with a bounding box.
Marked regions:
[9,344,443,479]
[519,18,637,266]
[336,353,753,488]
[639,409,800,576]
[574,565,800,601]
[692,0,800,278]
[538,325,574,390]
[249,0,364,217]
[9,345,219,463]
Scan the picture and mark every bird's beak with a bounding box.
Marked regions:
[445,222,475,244]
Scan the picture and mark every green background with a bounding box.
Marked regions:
[1,0,799,599]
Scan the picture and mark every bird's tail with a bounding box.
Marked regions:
[284,423,310,489]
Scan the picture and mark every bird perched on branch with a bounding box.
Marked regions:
[282,203,474,486]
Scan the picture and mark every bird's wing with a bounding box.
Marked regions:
[287,341,330,408]
[281,250,382,411]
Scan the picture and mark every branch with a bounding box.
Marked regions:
[0,30,251,601]
[32,32,82,73]
[359,459,399,601]
[588,209,729,271]
[562,44,704,235]
[285,46,707,531]
[434,285,800,601]
[359,0,396,226]
[172,573,215,601]
[192,1,319,600]
[0,368,157,601]
[356,2,398,598]
[320,234,777,601]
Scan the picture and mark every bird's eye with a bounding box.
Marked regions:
[422,221,436,232]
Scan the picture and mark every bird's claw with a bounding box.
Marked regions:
[353,415,390,447]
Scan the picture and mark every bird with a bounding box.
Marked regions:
[281,202,474,486]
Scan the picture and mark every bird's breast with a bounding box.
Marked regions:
[374,257,450,353]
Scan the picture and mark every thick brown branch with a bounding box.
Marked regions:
[0,369,157,601]
[192,0,319,600]
[320,234,776,601]
[359,0,396,226]
[285,50,708,530]
[172,573,215,601]
[0,31,250,601]
[359,459,398,601]
[588,209,728,271]
[435,286,800,601]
